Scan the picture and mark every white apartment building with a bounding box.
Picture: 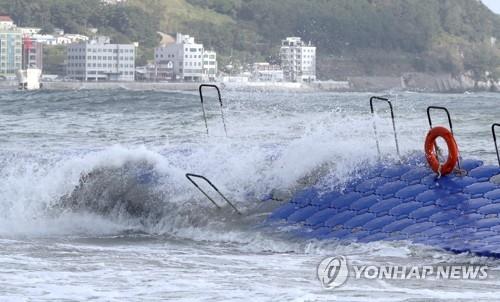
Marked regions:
[66,36,135,81]
[155,33,217,81]
[279,37,316,82]
[203,50,217,81]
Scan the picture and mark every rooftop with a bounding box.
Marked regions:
[281,36,314,47]
[0,15,13,22]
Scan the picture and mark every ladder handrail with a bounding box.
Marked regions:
[426,106,461,171]
[198,84,228,136]
[493,123,500,167]
[370,96,400,157]
[185,173,241,215]
[427,106,454,134]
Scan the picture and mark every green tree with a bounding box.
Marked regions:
[43,45,66,75]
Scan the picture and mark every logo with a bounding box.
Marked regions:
[317,256,349,289]
[317,255,489,289]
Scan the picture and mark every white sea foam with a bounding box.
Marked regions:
[0,90,499,300]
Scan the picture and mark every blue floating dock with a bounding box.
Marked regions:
[267,155,500,257]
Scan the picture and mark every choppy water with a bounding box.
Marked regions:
[0,89,499,301]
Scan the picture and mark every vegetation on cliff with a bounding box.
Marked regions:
[1,0,499,81]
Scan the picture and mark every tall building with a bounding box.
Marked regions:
[202,50,217,81]
[279,37,316,82]
[0,16,22,76]
[22,36,43,70]
[155,33,217,81]
[66,36,135,81]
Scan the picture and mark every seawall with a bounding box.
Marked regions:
[0,74,497,93]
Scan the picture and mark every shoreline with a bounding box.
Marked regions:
[0,74,498,93]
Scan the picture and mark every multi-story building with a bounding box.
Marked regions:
[251,62,284,82]
[279,37,316,82]
[202,50,217,81]
[0,16,22,76]
[153,60,174,81]
[66,36,135,81]
[22,36,43,70]
[136,62,173,81]
[155,33,217,82]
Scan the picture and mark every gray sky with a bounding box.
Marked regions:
[482,0,500,14]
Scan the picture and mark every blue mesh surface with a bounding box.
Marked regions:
[267,156,500,257]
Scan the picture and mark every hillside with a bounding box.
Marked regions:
[156,0,500,82]
[1,0,499,82]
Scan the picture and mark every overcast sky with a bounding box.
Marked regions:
[482,0,500,14]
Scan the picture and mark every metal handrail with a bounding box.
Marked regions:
[493,123,500,167]
[426,106,461,171]
[427,106,454,134]
[198,84,228,136]
[185,173,241,215]
[370,96,400,157]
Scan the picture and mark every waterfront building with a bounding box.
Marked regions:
[155,33,217,82]
[153,60,174,81]
[66,36,135,81]
[135,62,173,81]
[22,36,43,70]
[0,16,22,76]
[279,37,316,82]
[202,50,217,81]
[251,62,284,82]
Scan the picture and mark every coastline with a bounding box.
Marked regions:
[0,73,498,93]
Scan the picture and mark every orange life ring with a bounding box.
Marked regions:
[424,126,459,176]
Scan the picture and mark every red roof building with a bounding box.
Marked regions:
[0,15,13,22]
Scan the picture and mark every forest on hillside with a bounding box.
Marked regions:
[1,0,499,80]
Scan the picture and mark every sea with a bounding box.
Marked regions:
[0,89,499,301]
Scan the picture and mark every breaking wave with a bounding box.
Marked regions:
[0,110,406,240]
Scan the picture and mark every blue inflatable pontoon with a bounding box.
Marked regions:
[268,101,500,257]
